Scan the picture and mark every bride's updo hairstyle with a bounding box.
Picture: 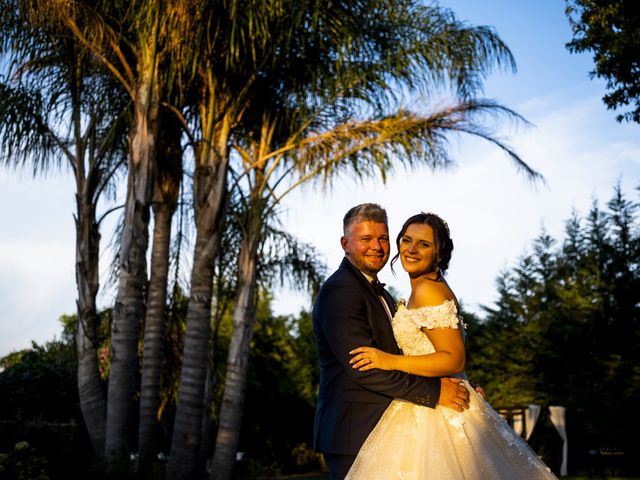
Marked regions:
[390,212,454,277]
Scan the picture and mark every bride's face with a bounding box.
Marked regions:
[399,223,437,277]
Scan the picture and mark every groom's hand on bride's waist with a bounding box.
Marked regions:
[438,378,470,412]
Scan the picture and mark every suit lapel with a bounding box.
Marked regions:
[340,258,399,353]
[379,289,396,317]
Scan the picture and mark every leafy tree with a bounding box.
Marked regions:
[0,340,77,423]
[0,441,49,480]
[0,331,92,480]
[207,301,321,477]
[239,308,320,475]
[466,267,548,406]
[566,0,640,122]
[466,184,640,471]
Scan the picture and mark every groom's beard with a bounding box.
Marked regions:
[346,252,388,277]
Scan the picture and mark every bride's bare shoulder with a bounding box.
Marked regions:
[411,280,455,308]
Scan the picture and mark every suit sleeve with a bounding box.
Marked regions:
[316,277,441,408]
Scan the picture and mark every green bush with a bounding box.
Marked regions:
[0,441,49,480]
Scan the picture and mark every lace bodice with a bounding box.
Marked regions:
[391,299,465,356]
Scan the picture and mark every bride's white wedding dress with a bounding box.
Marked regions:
[346,300,557,479]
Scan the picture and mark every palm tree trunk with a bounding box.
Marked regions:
[197,287,227,476]
[75,198,107,454]
[138,108,183,467]
[105,55,159,460]
[138,199,173,465]
[166,121,231,480]
[198,360,216,476]
[210,232,259,480]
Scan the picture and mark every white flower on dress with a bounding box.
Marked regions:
[396,298,406,310]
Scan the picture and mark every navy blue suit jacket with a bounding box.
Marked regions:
[313,258,441,455]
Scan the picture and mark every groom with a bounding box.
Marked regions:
[312,203,471,479]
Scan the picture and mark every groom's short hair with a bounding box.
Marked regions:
[343,203,388,233]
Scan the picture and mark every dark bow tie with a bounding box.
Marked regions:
[371,279,386,294]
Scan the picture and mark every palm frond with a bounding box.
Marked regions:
[0,80,67,174]
[257,219,326,298]
[266,99,540,200]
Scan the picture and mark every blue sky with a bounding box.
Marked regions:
[1,1,639,357]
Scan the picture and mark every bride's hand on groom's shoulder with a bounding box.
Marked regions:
[349,346,395,372]
[468,381,487,401]
[474,385,487,400]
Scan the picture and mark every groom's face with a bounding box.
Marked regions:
[341,220,390,276]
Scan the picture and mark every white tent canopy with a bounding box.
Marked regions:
[549,406,568,476]
[511,404,542,440]
[499,404,567,476]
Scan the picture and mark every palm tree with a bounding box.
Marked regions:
[101,6,162,459]
[0,0,129,453]
[138,109,184,466]
[25,0,194,458]
[166,2,294,476]
[197,209,243,474]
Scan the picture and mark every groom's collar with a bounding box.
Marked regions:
[341,257,378,284]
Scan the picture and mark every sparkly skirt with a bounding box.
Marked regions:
[346,381,557,479]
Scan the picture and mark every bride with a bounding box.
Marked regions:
[345,212,556,479]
